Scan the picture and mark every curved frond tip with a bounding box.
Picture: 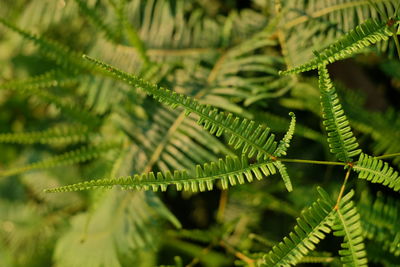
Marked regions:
[273,112,296,157]
[44,155,277,193]
[280,18,393,75]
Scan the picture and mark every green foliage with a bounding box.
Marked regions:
[354,153,400,191]
[0,124,90,145]
[0,142,120,178]
[0,0,399,266]
[82,55,284,161]
[318,65,361,162]
[45,154,277,193]
[262,187,336,266]
[358,191,400,256]
[332,190,368,266]
[281,18,394,75]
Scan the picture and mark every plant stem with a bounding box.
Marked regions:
[374,152,400,160]
[186,243,214,267]
[216,189,228,222]
[220,240,255,267]
[276,158,347,166]
[334,168,352,210]
[392,32,400,60]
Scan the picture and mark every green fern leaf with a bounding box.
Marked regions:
[0,125,90,145]
[1,74,100,126]
[74,0,120,42]
[273,112,296,157]
[0,70,78,91]
[83,55,284,161]
[318,65,361,162]
[333,190,368,267]
[359,192,400,256]
[0,143,120,177]
[44,154,277,193]
[281,18,394,75]
[0,18,92,71]
[353,153,400,191]
[272,161,292,192]
[262,187,335,266]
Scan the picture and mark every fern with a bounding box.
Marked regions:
[44,154,277,193]
[273,112,296,157]
[0,143,120,178]
[82,55,285,161]
[0,125,90,145]
[353,153,400,191]
[74,0,120,43]
[0,70,78,91]
[281,18,394,75]
[280,0,399,67]
[359,192,400,256]
[0,17,92,71]
[272,161,293,192]
[333,190,368,267]
[318,65,361,162]
[261,187,335,266]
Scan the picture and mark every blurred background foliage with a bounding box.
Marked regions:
[0,0,399,266]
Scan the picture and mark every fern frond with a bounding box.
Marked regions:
[74,0,119,42]
[318,65,361,162]
[281,18,393,75]
[0,70,78,91]
[0,143,120,178]
[1,74,100,126]
[359,192,400,256]
[333,190,368,267]
[83,55,282,161]
[0,125,90,145]
[262,187,335,266]
[26,88,101,126]
[273,112,296,157]
[0,18,92,71]
[44,154,277,193]
[272,161,292,192]
[353,153,400,191]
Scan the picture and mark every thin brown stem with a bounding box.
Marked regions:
[219,240,256,267]
[334,168,352,210]
[186,243,214,267]
[216,189,228,222]
[391,31,400,60]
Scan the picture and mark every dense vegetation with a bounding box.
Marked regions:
[0,0,399,266]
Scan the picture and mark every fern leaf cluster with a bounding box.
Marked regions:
[44,155,277,193]
[1,1,399,266]
[318,65,361,162]
[354,153,400,191]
